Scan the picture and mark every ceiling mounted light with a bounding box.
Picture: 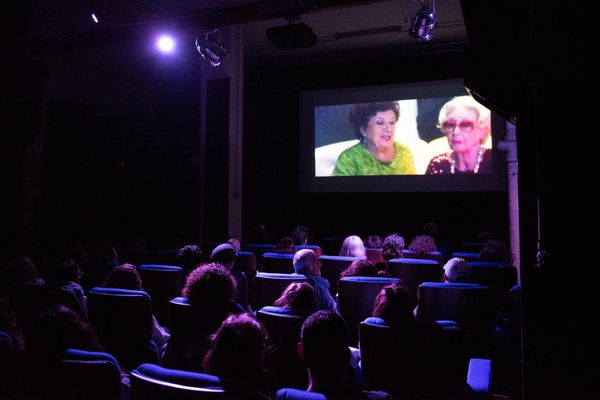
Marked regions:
[196,28,228,67]
[266,17,317,50]
[408,0,436,41]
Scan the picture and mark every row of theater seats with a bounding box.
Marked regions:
[0,341,492,400]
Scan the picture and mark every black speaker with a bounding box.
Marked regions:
[266,23,317,50]
[460,0,522,123]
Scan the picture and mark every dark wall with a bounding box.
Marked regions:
[243,51,509,244]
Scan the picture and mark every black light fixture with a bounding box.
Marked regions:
[195,28,228,67]
[408,0,436,41]
[266,17,317,50]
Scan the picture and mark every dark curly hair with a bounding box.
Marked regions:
[348,101,400,141]
[182,263,237,306]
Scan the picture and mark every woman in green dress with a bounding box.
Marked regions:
[332,101,416,176]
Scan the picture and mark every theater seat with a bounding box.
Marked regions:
[254,273,308,310]
[87,287,158,369]
[130,363,225,400]
[337,276,401,346]
[387,258,442,307]
[359,320,491,399]
[276,388,327,400]
[138,264,185,326]
[257,306,309,389]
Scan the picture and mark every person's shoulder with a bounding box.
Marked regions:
[338,142,366,157]
[394,141,413,154]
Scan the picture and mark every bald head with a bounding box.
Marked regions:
[293,249,320,276]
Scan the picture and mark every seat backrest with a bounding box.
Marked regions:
[241,243,277,256]
[231,270,249,310]
[417,282,496,337]
[318,255,365,296]
[296,245,323,257]
[257,307,309,388]
[276,388,327,400]
[153,249,180,266]
[387,258,442,307]
[130,363,225,400]
[57,348,123,400]
[260,253,295,273]
[254,273,309,310]
[451,251,480,261]
[87,287,155,368]
[467,262,517,314]
[138,264,185,326]
[359,320,467,399]
[337,276,401,346]
[402,249,445,264]
[365,248,384,263]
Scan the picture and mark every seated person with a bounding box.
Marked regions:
[339,235,367,258]
[203,313,273,399]
[364,282,414,326]
[340,260,383,278]
[292,250,337,312]
[278,310,392,399]
[162,263,244,372]
[271,281,317,316]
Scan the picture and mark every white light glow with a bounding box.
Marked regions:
[156,35,176,54]
[91,13,99,24]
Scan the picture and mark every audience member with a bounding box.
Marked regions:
[479,239,513,264]
[271,237,298,254]
[365,283,414,326]
[211,243,252,311]
[45,259,87,320]
[272,282,317,315]
[288,310,392,399]
[382,233,405,260]
[163,263,244,371]
[227,236,242,253]
[81,242,119,290]
[204,313,272,399]
[102,264,170,348]
[340,260,381,278]
[293,250,336,311]
[2,256,41,286]
[292,225,310,246]
[177,244,204,275]
[26,305,103,363]
[442,257,471,283]
[365,235,383,249]
[0,296,25,351]
[339,235,366,258]
[408,235,437,254]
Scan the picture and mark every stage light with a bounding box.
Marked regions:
[408,0,436,41]
[266,17,317,50]
[156,35,176,54]
[91,12,99,24]
[196,29,228,67]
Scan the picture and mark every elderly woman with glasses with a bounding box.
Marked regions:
[426,96,492,174]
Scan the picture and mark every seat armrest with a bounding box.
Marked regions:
[467,358,492,394]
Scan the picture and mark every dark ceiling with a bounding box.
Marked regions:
[27,0,468,71]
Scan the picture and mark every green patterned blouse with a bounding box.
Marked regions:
[332,142,416,176]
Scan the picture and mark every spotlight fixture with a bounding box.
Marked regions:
[195,29,228,67]
[408,0,436,41]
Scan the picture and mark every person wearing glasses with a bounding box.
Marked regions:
[332,101,416,176]
[425,96,491,174]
